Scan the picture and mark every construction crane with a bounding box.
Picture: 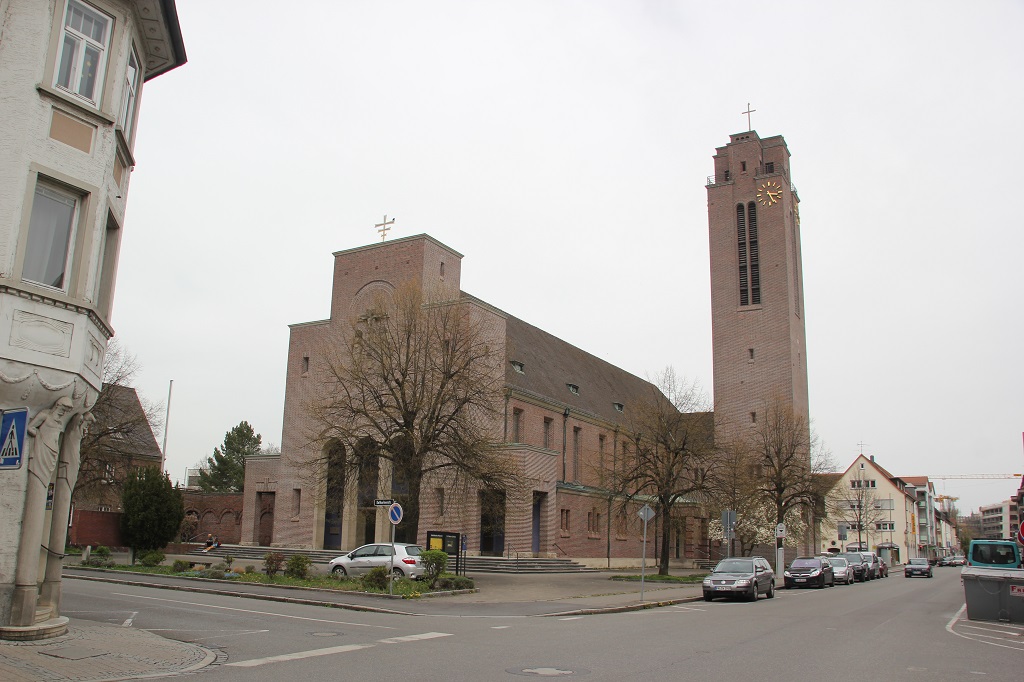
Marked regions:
[929,474,1021,480]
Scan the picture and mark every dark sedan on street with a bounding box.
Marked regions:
[839,552,868,582]
[784,556,835,589]
[904,557,933,578]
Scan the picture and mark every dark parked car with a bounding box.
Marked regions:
[784,556,835,589]
[840,552,868,582]
[905,557,932,578]
[702,556,776,601]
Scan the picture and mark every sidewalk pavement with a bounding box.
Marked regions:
[0,563,705,681]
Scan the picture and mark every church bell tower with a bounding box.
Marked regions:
[706,131,809,442]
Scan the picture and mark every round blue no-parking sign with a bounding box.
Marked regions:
[388,502,403,525]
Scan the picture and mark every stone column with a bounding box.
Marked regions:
[39,412,92,617]
[9,397,73,626]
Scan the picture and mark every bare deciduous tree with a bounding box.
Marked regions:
[618,369,716,575]
[74,339,163,509]
[740,396,834,564]
[306,281,522,541]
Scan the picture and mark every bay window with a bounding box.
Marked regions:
[23,182,79,291]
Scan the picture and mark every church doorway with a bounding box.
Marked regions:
[479,489,506,556]
[531,492,546,554]
[257,492,274,546]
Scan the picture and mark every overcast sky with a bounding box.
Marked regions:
[115,0,1024,515]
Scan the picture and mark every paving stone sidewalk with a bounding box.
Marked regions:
[0,620,215,682]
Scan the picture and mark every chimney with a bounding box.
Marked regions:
[870,455,875,462]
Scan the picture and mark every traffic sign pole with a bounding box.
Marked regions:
[387,503,403,596]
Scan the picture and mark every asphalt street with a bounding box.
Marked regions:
[51,567,1024,681]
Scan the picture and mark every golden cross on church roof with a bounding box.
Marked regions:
[375,214,395,241]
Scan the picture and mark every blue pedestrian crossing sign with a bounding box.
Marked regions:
[0,408,28,470]
[388,502,403,525]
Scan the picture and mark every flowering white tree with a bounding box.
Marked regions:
[708,501,807,555]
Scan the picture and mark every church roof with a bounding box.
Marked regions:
[502,314,665,425]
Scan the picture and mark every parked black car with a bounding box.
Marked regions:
[784,556,835,589]
[839,552,868,582]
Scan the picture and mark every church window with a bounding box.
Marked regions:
[748,348,754,360]
[512,408,523,443]
[55,0,112,106]
[511,360,524,373]
[302,356,309,374]
[613,402,624,412]
[567,383,579,395]
[750,411,757,424]
[543,417,553,448]
[741,161,747,172]
[560,509,571,533]
[23,181,80,291]
[572,427,581,481]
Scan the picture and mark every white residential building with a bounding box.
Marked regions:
[0,0,185,638]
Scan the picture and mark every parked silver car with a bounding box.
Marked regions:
[702,556,776,601]
[329,543,424,578]
[829,556,855,584]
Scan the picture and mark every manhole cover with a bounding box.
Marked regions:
[506,667,590,677]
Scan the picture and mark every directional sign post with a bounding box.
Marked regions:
[638,504,655,601]
[388,503,403,595]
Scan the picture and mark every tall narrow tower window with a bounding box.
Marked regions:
[737,203,761,306]
[747,202,761,304]
[736,204,749,306]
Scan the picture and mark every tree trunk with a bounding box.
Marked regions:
[659,504,671,575]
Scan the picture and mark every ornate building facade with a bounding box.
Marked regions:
[0,0,184,638]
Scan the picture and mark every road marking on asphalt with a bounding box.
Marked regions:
[670,606,706,612]
[491,626,511,629]
[146,628,270,640]
[378,632,451,644]
[945,604,1024,651]
[121,611,137,627]
[557,616,584,621]
[112,592,393,629]
[226,644,374,667]
[225,632,452,668]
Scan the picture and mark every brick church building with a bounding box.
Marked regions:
[238,129,811,565]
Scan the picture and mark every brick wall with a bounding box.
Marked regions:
[69,509,123,548]
[183,492,243,544]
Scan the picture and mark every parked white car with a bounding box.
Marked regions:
[328,543,424,578]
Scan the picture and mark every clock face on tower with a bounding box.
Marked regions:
[757,180,782,207]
